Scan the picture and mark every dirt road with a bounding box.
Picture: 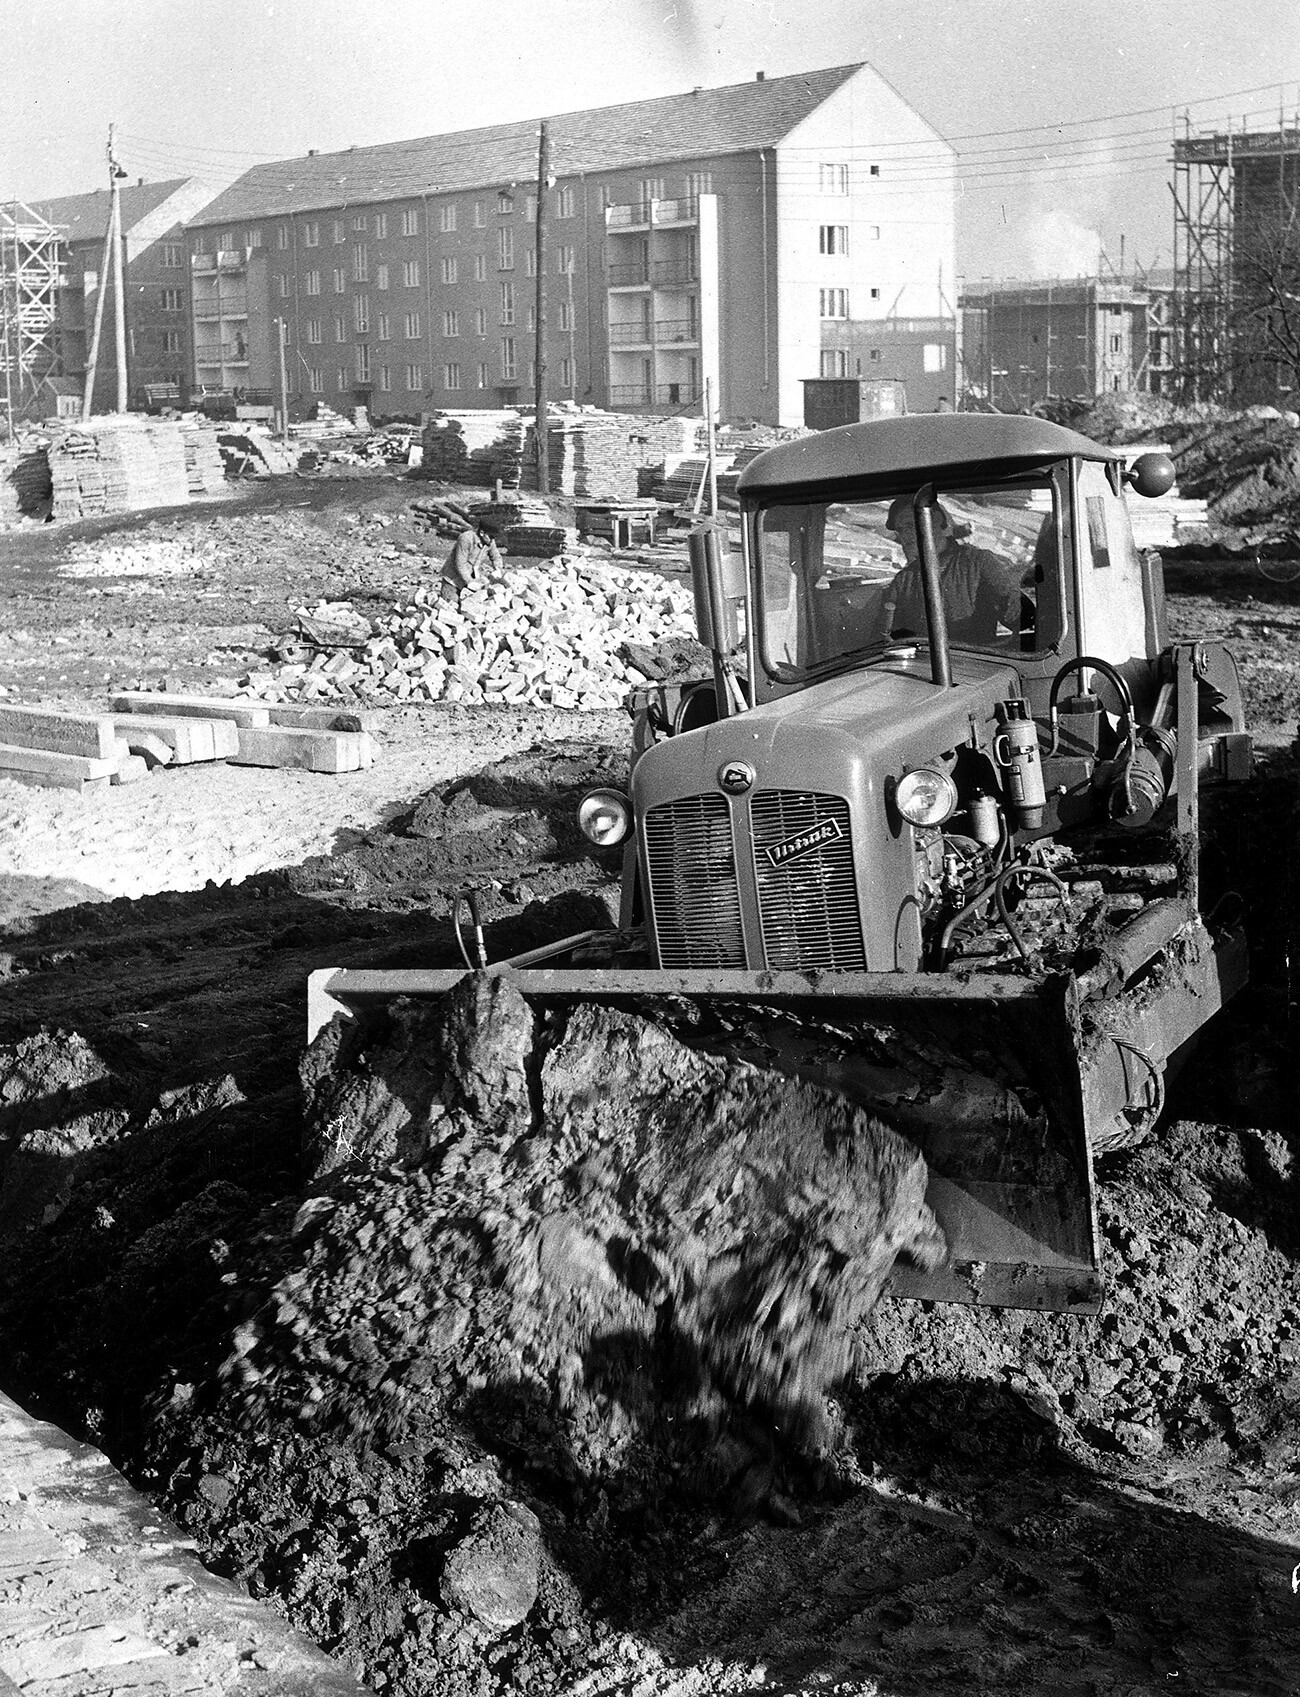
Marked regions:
[0,477,1297,1695]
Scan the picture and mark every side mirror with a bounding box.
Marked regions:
[1126,452,1176,499]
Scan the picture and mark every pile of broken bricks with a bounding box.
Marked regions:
[0,697,376,796]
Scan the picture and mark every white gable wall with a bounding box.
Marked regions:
[773,64,955,427]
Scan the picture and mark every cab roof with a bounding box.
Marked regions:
[736,414,1119,497]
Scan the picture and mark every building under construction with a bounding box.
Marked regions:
[1172,110,1300,401]
[0,201,66,431]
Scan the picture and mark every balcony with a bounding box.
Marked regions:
[608,382,701,409]
[608,321,652,346]
[608,263,650,289]
[651,259,698,286]
[606,204,650,231]
[654,319,698,345]
[653,197,699,226]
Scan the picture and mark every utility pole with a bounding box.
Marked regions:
[705,375,718,516]
[533,120,549,495]
[109,126,128,412]
[276,316,289,440]
[82,134,121,422]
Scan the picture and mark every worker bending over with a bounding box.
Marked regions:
[440,524,502,606]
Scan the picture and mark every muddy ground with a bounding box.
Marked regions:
[0,475,1299,1695]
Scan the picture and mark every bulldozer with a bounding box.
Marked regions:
[309,414,1252,1316]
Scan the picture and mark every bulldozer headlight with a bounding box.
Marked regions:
[578,788,631,846]
[895,767,958,828]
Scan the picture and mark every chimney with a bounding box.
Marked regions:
[137,177,144,186]
[756,70,765,81]
[308,148,318,157]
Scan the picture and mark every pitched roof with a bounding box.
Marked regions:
[188,63,865,227]
[29,179,191,241]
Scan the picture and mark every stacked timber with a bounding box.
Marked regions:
[180,422,227,494]
[420,412,528,487]
[47,419,192,519]
[536,412,704,501]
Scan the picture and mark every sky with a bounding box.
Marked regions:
[6,0,1300,282]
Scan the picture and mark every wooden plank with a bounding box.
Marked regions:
[230,726,374,774]
[0,706,116,761]
[110,691,270,728]
[0,743,118,782]
[109,714,236,762]
[266,705,379,733]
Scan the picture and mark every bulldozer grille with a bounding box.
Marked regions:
[643,790,865,971]
[750,791,866,971]
[644,793,746,967]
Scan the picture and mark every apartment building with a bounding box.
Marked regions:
[184,64,955,427]
[29,178,224,413]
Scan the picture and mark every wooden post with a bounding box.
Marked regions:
[276,316,289,440]
[533,120,549,495]
[81,182,117,422]
[705,375,718,517]
[110,129,127,413]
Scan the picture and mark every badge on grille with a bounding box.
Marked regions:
[761,815,844,868]
[718,761,755,795]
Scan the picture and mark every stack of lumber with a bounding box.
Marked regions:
[420,412,528,487]
[537,413,702,501]
[48,433,110,519]
[249,557,698,711]
[179,422,227,495]
[46,419,192,520]
[0,698,377,793]
[465,494,581,558]
[640,454,736,506]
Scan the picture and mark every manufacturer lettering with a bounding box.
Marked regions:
[761,815,844,869]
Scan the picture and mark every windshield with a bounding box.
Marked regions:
[756,481,1063,682]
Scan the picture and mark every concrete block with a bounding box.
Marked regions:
[110,754,149,785]
[109,724,173,767]
[229,726,375,774]
[0,743,118,785]
[109,715,236,763]
[266,706,378,733]
[0,706,116,760]
[110,691,270,728]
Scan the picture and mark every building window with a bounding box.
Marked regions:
[639,177,664,208]
[379,364,391,391]
[162,242,183,268]
[473,200,486,227]
[444,362,461,389]
[474,253,487,282]
[525,195,537,222]
[337,367,348,390]
[220,231,233,251]
[306,269,321,295]
[1109,333,1122,352]
[819,225,849,255]
[303,221,320,248]
[498,227,514,269]
[353,214,367,233]
[868,225,881,240]
[819,288,849,318]
[401,208,419,237]
[374,212,388,239]
[477,361,488,387]
[306,318,322,344]
[820,349,849,377]
[923,344,948,373]
[870,164,880,177]
[558,299,571,331]
[377,312,390,341]
[497,191,513,215]
[527,305,536,332]
[501,337,517,379]
[354,295,370,332]
[335,315,347,342]
[276,224,289,249]
[162,330,181,354]
[499,281,514,325]
[441,256,457,284]
[353,246,369,282]
[557,185,575,218]
[333,267,346,293]
[439,203,457,233]
[475,305,488,335]
[248,229,262,249]
[333,219,346,244]
[870,287,880,300]
[561,356,574,387]
[686,171,712,198]
[278,274,290,297]
[161,288,182,311]
[525,249,536,278]
[376,263,389,290]
[819,163,849,194]
[404,311,421,339]
[406,362,424,389]
[870,348,881,362]
[404,259,421,287]
[308,367,323,393]
[356,343,371,381]
[557,244,575,273]
[443,309,459,336]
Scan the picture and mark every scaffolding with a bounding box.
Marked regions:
[0,200,65,432]
[1172,110,1300,401]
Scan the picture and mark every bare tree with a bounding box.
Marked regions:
[1230,199,1300,399]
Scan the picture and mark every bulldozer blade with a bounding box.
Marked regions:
[309,963,1104,1314]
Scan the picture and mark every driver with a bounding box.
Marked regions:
[883,496,1023,645]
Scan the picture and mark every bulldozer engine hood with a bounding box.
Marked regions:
[630,656,1021,974]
